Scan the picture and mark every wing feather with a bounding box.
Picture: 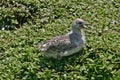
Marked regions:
[39,34,74,52]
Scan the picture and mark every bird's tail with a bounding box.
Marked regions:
[38,43,47,51]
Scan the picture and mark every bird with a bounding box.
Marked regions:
[38,19,87,59]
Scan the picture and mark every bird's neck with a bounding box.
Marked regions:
[69,29,86,47]
[71,29,85,42]
[72,28,83,35]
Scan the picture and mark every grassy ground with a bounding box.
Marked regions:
[0,0,120,80]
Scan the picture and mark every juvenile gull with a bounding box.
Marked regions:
[39,19,87,59]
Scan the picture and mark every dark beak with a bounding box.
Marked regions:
[84,22,90,25]
[83,22,89,28]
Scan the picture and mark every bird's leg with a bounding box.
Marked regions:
[57,52,63,60]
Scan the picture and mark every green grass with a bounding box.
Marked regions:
[0,0,120,80]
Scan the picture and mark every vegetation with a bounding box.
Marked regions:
[0,0,120,79]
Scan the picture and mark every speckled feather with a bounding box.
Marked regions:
[39,19,87,59]
[40,34,74,52]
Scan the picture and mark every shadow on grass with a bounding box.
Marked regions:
[38,49,85,72]
[15,46,116,79]
[38,46,115,80]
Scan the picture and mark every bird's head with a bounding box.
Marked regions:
[72,19,88,32]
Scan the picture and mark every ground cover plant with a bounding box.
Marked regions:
[0,0,120,80]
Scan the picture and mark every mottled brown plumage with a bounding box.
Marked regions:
[39,19,87,59]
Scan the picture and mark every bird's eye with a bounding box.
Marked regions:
[77,22,82,24]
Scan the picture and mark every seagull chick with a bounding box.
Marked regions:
[39,19,87,59]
